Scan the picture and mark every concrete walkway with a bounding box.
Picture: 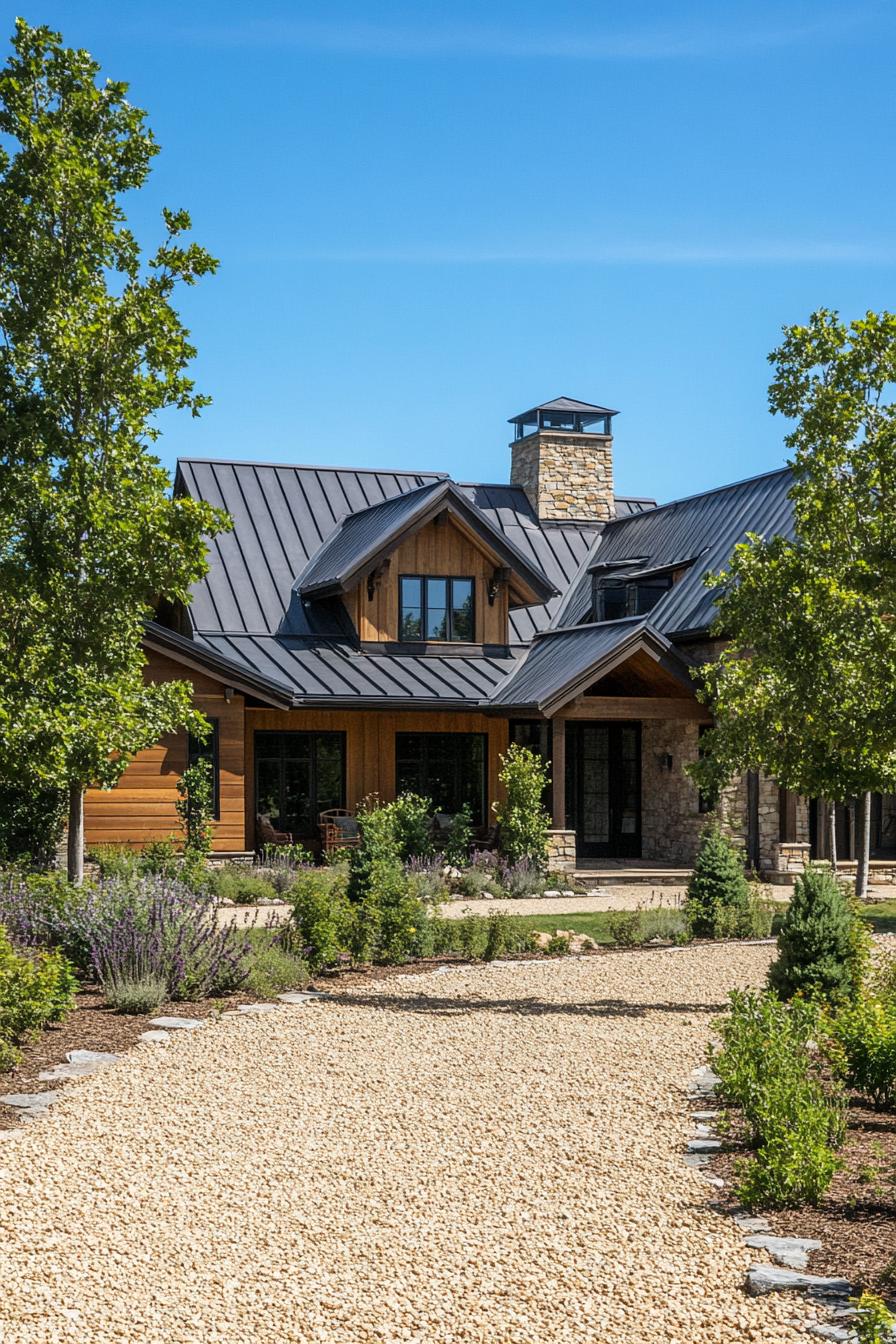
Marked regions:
[0,946,805,1342]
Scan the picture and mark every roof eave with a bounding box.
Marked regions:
[143,623,294,710]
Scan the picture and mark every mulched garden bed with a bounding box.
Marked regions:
[699,1097,896,1294]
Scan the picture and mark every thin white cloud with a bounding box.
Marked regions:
[157,8,874,61]
[263,240,896,266]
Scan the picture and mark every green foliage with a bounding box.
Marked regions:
[852,1293,896,1344]
[685,825,751,938]
[691,311,896,899]
[103,970,167,1015]
[345,797,430,964]
[0,778,65,866]
[176,758,214,868]
[0,923,77,1069]
[827,992,896,1109]
[711,989,845,1210]
[288,867,353,973]
[443,804,473,867]
[139,839,180,879]
[544,933,571,956]
[768,864,861,1002]
[493,745,551,870]
[88,844,143,882]
[387,793,434,861]
[608,909,642,947]
[0,20,229,880]
[243,937,310,998]
[430,913,535,961]
[204,865,278,907]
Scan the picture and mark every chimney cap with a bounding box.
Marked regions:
[509,396,618,440]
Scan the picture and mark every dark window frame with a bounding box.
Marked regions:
[593,574,672,622]
[399,574,476,643]
[253,730,347,842]
[188,718,221,821]
[395,731,487,824]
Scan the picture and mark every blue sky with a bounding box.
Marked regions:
[12,1,896,503]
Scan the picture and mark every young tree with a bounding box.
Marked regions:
[0,21,228,881]
[694,311,896,898]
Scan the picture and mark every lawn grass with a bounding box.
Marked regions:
[861,900,896,936]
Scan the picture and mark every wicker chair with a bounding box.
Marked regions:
[319,808,361,855]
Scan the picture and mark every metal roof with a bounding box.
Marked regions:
[294,477,557,606]
[489,618,688,713]
[552,467,795,637]
[509,396,619,424]
[193,632,519,707]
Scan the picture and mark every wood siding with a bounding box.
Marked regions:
[344,517,509,644]
[245,708,509,847]
[83,652,247,852]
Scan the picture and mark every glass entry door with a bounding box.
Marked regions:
[254,731,345,843]
[566,723,641,858]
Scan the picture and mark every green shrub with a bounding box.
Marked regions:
[712,989,845,1210]
[103,969,167,1015]
[346,798,429,964]
[852,1293,896,1344]
[493,745,551,870]
[443,804,473,867]
[828,993,896,1109]
[0,924,77,1069]
[176,757,215,869]
[244,938,310,997]
[205,865,278,906]
[768,864,861,1003]
[640,907,690,944]
[88,844,143,882]
[289,867,353,972]
[429,913,533,961]
[608,910,643,947]
[544,933,571,956]
[388,793,434,861]
[685,824,751,938]
[140,839,181,879]
[0,779,66,867]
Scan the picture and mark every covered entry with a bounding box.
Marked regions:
[565,722,641,858]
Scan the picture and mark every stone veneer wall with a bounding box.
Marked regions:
[510,431,615,521]
[640,718,796,871]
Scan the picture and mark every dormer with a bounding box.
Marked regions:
[293,479,556,649]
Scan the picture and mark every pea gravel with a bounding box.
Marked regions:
[0,944,809,1344]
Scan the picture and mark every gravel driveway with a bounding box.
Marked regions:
[0,945,807,1343]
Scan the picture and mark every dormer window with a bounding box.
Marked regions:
[595,574,672,622]
[400,575,475,642]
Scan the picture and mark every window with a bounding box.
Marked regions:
[399,575,475,642]
[188,719,220,820]
[395,732,487,824]
[254,731,345,841]
[594,574,672,621]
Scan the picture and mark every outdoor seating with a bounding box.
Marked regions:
[319,807,361,854]
[255,813,293,848]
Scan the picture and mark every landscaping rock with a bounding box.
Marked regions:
[277,991,327,1004]
[0,1092,58,1111]
[746,1265,852,1298]
[806,1323,852,1341]
[688,1064,721,1097]
[692,1123,713,1138]
[692,1110,719,1121]
[683,1151,711,1168]
[734,1213,772,1234]
[236,1003,278,1015]
[744,1235,822,1271]
[543,890,562,898]
[149,1017,202,1030]
[138,1030,171,1044]
[687,1138,721,1153]
[39,1050,121,1082]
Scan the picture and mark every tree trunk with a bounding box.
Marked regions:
[67,783,84,886]
[855,791,871,900]
[826,800,837,871]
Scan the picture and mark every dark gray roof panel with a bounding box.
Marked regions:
[509,396,619,423]
[194,633,519,706]
[295,478,557,605]
[552,468,794,636]
[490,618,657,711]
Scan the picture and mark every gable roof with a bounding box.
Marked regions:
[294,477,557,607]
[490,617,694,714]
[509,395,619,423]
[552,466,794,638]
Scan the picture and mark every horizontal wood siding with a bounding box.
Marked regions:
[245,708,509,846]
[346,517,509,644]
[83,652,247,852]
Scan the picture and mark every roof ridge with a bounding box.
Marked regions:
[177,456,450,478]
[605,463,791,524]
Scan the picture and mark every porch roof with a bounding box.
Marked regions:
[489,617,696,715]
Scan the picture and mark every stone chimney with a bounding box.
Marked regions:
[508,396,617,521]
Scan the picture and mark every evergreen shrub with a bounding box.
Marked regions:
[768,864,861,1002]
[685,824,751,938]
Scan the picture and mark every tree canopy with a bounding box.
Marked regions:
[0,20,229,878]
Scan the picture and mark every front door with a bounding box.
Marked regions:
[567,722,641,859]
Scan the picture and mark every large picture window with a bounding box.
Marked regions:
[399,575,475,642]
[395,732,487,823]
[188,718,220,820]
[254,731,345,842]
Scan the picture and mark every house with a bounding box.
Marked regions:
[82,396,896,876]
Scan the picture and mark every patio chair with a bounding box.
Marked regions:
[319,808,361,855]
[255,813,293,848]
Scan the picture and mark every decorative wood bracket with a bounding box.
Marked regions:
[488,565,511,606]
[367,558,391,601]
